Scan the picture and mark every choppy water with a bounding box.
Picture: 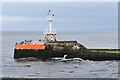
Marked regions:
[1,31,119,78]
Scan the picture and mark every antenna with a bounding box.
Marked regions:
[47,10,54,33]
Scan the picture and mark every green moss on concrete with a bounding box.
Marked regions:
[86,49,120,54]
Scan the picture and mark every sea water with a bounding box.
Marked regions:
[1,31,119,78]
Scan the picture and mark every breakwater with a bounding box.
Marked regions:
[14,49,119,61]
[78,49,119,61]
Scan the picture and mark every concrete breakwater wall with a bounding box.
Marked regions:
[14,41,119,61]
[79,49,119,61]
[14,41,86,59]
[14,49,120,61]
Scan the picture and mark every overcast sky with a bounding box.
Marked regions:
[2,2,118,32]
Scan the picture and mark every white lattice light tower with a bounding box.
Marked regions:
[43,10,56,41]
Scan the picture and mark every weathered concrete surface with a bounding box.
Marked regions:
[14,41,87,59]
[14,49,120,61]
[14,41,119,61]
[79,50,119,61]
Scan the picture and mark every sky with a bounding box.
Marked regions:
[1,0,119,2]
[1,2,118,32]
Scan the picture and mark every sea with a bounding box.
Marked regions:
[0,31,119,78]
